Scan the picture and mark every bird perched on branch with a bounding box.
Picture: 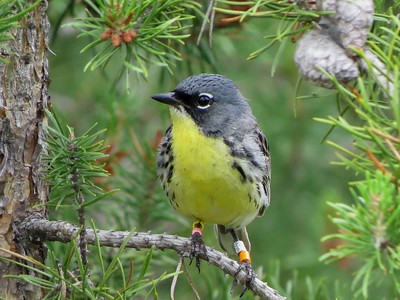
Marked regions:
[151,73,271,291]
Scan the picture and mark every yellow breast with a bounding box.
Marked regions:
[167,108,258,228]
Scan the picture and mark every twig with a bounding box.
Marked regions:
[386,138,400,161]
[21,216,286,300]
[366,149,399,186]
[197,0,216,46]
[170,257,182,300]
[68,132,88,268]
[77,193,87,267]
[369,127,400,144]
[366,149,390,174]
[181,259,201,300]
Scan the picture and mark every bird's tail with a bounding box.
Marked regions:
[214,225,251,256]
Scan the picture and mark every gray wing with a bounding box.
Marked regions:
[255,125,271,216]
[222,123,271,216]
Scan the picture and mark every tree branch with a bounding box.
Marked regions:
[22,216,286,300]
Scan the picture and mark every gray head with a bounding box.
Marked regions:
[151,74,254,136]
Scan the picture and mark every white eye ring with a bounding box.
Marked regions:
[196,93,213,109]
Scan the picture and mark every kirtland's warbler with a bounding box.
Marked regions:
[151,74,271,289]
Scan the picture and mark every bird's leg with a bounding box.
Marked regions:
[189,221,208,272]
[230,230,255,296]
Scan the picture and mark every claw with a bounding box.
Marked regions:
[232,260,255,297]
[236,260,255,297]
[189,223,207,272]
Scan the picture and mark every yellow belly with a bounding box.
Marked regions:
[168,108,258,228]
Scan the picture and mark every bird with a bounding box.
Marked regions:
[150,73,271,290]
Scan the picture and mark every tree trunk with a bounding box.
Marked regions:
[0,1,50,298]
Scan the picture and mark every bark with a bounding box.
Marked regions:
[0,1,50,299]
[22,217,286,300]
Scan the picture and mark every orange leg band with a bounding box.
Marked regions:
[192,227,202,235]
[192,221,204,235]
[239,250,251,263]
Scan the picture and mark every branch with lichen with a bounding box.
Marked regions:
[18,215,286,300]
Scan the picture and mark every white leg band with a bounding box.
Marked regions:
[233,240,246,255]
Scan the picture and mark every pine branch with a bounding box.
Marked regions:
[20,215,286,300]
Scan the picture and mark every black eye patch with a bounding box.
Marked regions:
[173,90,191,104]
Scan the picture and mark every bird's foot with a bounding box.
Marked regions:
[189,222,207,272]
[234,260,255,297]
[232,240,255,297]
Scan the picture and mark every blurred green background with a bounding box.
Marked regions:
[45,1,367,299]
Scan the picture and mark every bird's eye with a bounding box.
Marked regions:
[196,93,213,109]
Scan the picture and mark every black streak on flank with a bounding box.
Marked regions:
[262,175,269,194]
[232,161,246,183]
[223,138,234,148]
[256,185,261,197]
[167,165,174,183]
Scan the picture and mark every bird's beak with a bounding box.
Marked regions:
[151,93,181,107]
